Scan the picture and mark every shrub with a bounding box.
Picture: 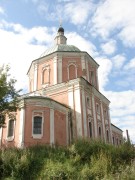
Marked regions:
[39,159,77,179]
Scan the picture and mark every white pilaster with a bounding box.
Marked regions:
[81,55,86,79]
[34,64,38,91]
[108,109,113,144]
[50,108,54,145]
[53,56,58,84]
[66,112,69,145]
[96,70,99,90]
[19,108,25,148]
[74,86,82,137]
[58,55,62,83]
[68,86,75,138]
[92,94,98,137]
[86,60,89,82]
[100,102,106,141]
[82,89,87,137]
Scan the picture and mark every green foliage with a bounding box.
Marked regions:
[0,65,21,127]
[0,140,135,179]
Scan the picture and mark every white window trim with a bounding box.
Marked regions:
[32,111,44,139]
[67,63,77,80]
[6,119,15,141]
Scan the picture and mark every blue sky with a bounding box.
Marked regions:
[0,0,135,143]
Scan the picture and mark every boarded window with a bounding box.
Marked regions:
[43,69,48,84]
[69,65,76,80]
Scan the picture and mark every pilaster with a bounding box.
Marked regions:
[92,94,98,137]
[50,108,54,145]
[53,56,58,84]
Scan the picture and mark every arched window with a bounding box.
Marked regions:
[112,136,115,145]
[42,69,48,84]
[86,97,90,107]
[106,130,109,143]
[96,103,100,114]
[89,71,95,86]
[8,119,14,137]
[67,63,77,80]
[104,109,108,119]
[33,116,42,135]
[69,64,76,80]
[116,138,118,145]
[89,122,92,138]
[42,65,50,85]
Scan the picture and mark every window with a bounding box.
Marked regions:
[69,64,76,80]
[86,97,90,107]
[112,136,115,145]
[89,71,95,86]
[106,130,109,143]
[33,116,42,135]
[89,122,92,138]
[96,103,100,114]
[8,119,14,137]
[116,138,118,145]
[99,126,101,137]
[42,65,50,85]
[43,69,47,84]
[104,109,108,119]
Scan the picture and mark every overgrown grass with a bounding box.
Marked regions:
[0,139,135,180]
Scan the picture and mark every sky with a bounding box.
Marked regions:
[0,0,135,143]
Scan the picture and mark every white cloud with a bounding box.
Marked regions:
[104,90,135,143]
[30,0,94,25]
[0,20,57,90]
[118,26,135,48]
[111,54,126,69]
[0,6,5,14]
[101,40,117,55]
[95,57,112,91]
[91,0,135,47]
[112,116,135,143]
[106,90,135,113]
[67,32,97,56]
[124,58,135,70]
[64,1,93,25]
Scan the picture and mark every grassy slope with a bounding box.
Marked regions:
[0,139,135,180]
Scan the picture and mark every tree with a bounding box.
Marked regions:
[0,65,21,127]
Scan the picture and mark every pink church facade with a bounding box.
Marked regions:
[0,27,123,148]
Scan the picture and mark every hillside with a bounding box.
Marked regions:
[0,139,135,179]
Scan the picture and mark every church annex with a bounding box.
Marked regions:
[0,26,123,148]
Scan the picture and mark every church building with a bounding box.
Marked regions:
[0,26,123,148]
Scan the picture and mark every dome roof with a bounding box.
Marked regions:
[40,44,81,57]
[58,26,64,33]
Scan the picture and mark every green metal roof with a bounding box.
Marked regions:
[40,44,81,57]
